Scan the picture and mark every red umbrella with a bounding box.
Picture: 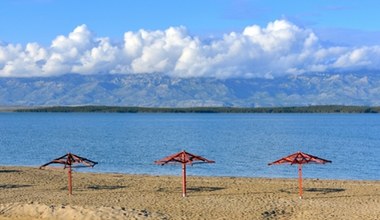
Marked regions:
[40,152,97,195]
[155,150,215,197]
[268,151,331,199]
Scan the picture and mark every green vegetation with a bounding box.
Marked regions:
[13,105,380,113]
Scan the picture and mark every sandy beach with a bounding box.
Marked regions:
[0,166,379,219]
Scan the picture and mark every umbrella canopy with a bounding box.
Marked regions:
[155,150,215,197]
[40,152,97,195]
[268,151,331,198]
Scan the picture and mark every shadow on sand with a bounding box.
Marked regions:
[154,186,225,195]
[187,186,225,192]
[0,184,31,189]
[87,185,127,190]
[305,188,345,194]
[0,170,21,173]
[279,187,345,195]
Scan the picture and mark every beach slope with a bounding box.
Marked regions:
[0,166,379,219]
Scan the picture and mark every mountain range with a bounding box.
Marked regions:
[0,72,379,107]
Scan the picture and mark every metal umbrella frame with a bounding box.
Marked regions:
[155,150,215,197]
[268,151,331,199]
[40,152,98,195]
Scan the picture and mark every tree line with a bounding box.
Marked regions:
[14,105,380,113]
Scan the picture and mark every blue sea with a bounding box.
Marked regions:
[0,113,379,180]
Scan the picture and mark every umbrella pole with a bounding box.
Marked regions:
[182,163,186,197]
[298,164,302,199]
[68,165,73,195]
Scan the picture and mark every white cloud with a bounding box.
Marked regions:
[1,20,380,78]
[333,46,380,69]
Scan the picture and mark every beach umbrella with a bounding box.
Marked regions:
[155,150,215,197]
[40,152,97,195]
[268,151,331,199]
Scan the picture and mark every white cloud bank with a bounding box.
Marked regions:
[1,20,380,78]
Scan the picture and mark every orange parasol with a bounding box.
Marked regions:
[155,150,215,197]
[268,151,331,198]
[40,152,97,195]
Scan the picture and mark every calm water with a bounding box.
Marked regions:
[0,113,379,180]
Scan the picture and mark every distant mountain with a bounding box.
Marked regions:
[0,72,379,107]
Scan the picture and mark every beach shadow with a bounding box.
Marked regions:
[154,186,225,195]
[187,186,225,192]
[279,187,345,195]
[0,184,31,189]
[87,185,127,190]
[305,188,345,194]
[0,170,21,173]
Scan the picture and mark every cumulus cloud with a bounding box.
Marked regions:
[1,20,380,78]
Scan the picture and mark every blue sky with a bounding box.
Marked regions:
[1,0,379,45]
[1,0,380,78]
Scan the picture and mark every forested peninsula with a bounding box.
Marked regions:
[12,105,380,113]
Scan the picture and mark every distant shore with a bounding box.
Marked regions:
[3,105,380,113]
[0,166,379,219]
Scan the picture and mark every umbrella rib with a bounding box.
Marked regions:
[40,153,97,168]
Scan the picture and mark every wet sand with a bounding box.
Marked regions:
[0,166,379,219]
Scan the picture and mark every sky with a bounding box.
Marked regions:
[1,0,380,78]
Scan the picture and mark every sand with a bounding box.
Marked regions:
[0,166,379,220]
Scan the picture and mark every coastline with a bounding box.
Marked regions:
[9,105,380,113]
[0,166,379,219]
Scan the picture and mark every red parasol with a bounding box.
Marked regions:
[155,150,215,197]
[40,152,97,195]
[268,151,331,198]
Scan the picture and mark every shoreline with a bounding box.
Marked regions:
[5,105,380,113]
[2,165,379,182]
[0,166,379,219]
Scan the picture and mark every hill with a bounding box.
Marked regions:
[1,72,379,107]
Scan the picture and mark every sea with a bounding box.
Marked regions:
[0,113,379,180]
